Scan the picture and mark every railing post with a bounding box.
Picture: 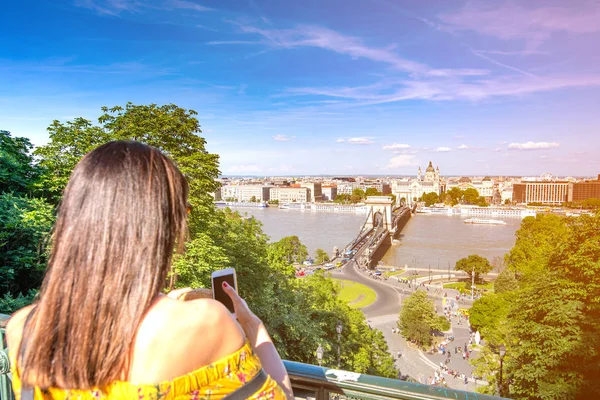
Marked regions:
[1,329,15,400]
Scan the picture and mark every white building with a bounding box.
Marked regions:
[269,187,310,203]
[391,161,442,206]
[220,185,271,202]
[322,185,337,201]
[300,182,323,202]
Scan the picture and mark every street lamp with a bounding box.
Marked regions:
[336,321,343,368]
[316,344,324,367]
[498,344,506,397]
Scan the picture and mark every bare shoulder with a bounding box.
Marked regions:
[5,304,36,351]
[130,297,245,383]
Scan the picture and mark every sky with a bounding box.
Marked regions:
[1,0,599,177]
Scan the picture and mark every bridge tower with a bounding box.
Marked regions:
[364,196,394,230]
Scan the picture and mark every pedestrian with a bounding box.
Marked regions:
[454,346,458,354]
[462,352,466,360]
[397,350,401,358]
[464,375,468,386]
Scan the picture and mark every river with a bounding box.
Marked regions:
[223,206,523,265]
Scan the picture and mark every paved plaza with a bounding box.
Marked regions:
[332,262,486,392]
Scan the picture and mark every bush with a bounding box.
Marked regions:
[0,290,38,314]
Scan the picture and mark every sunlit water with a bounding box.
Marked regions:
[220,206,366,256]
[381,214,522,271]
[222,206,523,265]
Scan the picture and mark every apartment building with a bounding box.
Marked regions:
[512,181,570,204]
[221,185,271,202]
[322,185,337,201]
[269,187,310,203]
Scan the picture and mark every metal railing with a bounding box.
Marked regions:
[284,360,506,399]
[0,327,505,400]
[1,327,14,400]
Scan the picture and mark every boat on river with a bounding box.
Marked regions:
[463,218,507,225]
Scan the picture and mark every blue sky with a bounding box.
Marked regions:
[1,0,599,176]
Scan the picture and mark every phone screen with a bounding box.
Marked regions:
[212,274,236,313]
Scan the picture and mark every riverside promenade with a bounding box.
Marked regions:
[332,262,486,392]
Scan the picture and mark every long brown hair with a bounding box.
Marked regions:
[21,141,189,389]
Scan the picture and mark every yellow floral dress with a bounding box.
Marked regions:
[10,340,286,400]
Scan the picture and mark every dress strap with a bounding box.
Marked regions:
[222,368,268,400]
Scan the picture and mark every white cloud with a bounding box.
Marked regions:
[75,0,212,15]
[435,147,452,152]
[437,2,600,50]
[272,134,293,142]
[457,144,469,150]
[336,138,346,143]
[382,143,411,150]
[347,137,374,145]
[216,22,488,77]
[170,0,212,12]
[386,155,417,169]
[508,141,560,150]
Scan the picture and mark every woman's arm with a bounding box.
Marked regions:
[223,283,293,399]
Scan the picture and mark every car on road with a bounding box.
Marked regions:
[324,263,335,270]
[374,271,382,276]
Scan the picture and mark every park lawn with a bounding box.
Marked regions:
[333,279,377,309]
[384,269,404,277]
[443,281,494,293]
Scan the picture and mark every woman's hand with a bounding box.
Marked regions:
[222,282,262,339]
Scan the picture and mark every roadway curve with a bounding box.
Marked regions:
[332,261,402,318]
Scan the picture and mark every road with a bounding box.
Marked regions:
[331,261,483,391]
[332,260,403,318]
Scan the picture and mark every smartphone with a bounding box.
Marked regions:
[211,268,237,313]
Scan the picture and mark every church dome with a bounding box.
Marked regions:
[426,161,435,173]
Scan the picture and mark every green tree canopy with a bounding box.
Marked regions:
[0,193,54,297]
[398,291,446,347]
[455,254,492,282]
[419,192,440,206]
[364,188,380,197]
[314,248,330,264]
[494,268,519,294]
[0,130,39,196]
[504,214,568,281]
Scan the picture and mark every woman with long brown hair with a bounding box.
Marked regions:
[6,141,292,399]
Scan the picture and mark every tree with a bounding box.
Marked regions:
[0,193,54,298]
[352,188,365,199]
[398,291,446,347]
[419,192,439,206]
[314,248,330,264]
[455,254,492,283]
[494,268,519,294]
[504,198,512,205]
[474,213,600,398]
[446,187,463,206]
[504,214,568,281]
[34,118,111,204]
[469,292,511,344]
[35,104,221,229]
[268,236,308,271]
[0,130,39,196]
[364,188,380,197]
[249,195,257,203]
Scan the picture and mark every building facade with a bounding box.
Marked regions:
[512,181,570,205]
[391,161,442,206]
[571,178,600,202]
[300,182,323,202]
[322,185,337,201]
[269,187,310,203]
[220,185,271,202]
